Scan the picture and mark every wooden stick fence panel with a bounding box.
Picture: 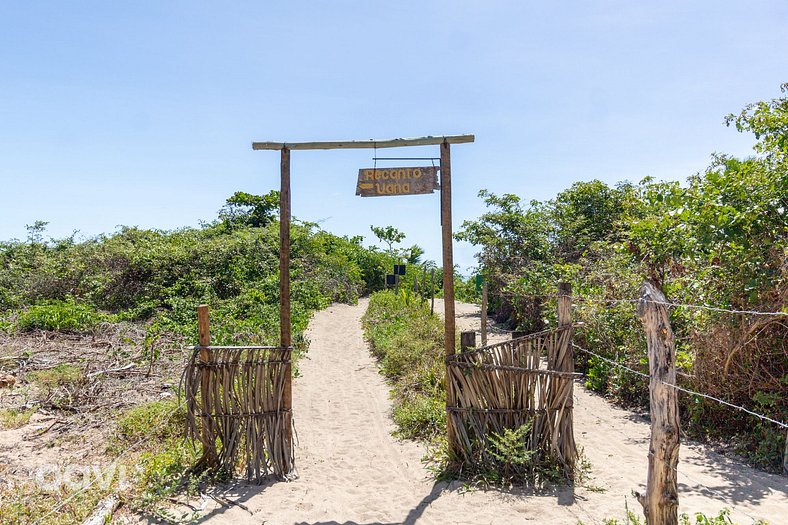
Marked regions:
[636,282,680,525]
[185,307,295,482]
[446,314,578,477]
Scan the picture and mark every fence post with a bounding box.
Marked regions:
[197,304,218,468]
[636,282,680,525]
[430,268,435,315]
[460,331,476,352]
[481,282,488,347]
[555,282,577,476]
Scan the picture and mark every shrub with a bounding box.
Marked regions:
[15,299,107,332]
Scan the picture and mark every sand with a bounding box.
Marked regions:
[190,299,786,525]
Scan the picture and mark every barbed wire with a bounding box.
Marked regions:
[569,343,787,430]
[487,290,787,317]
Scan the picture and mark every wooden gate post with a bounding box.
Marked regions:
[636,282,680,525]
[440,139,460,458]
[556,282,577,475]
[430,268,435,315]
[197,304,218,468]
[481,282,488,347]
[280,146,294,474]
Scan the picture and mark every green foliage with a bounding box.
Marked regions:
[601,507,766,525]
[0,194,389,351]
[15,299,108,332]
[0,407,36,429]
[219,190,280,228]
[487,422,536,477]
[27,364,84,391]
[362,290,446,440]
[458,86,788,471]
[112,399,202,519]
[370,224,406,253]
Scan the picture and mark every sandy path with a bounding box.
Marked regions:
[195,300,786,525]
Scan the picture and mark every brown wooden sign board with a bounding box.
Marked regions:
[355,166,439,197]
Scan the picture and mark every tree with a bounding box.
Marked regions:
[370,225,406,253]
[219,191,280,228]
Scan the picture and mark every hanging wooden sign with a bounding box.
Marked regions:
[355,166,439,197]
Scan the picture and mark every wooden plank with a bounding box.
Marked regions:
[355,166,439,197]
[252,134,475,150]
[279,146,294,474]
[636,282,680,525]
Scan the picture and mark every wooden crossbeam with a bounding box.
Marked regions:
[252,134,474,151]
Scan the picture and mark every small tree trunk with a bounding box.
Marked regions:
[636,282,680,525]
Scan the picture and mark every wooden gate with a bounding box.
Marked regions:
[183,306,294,481]
[445,284,578,478]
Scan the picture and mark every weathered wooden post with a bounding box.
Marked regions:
[555,282,577,475]
[440,139,460,458]
[197,304,218,467]
[430,268,435,315]
[460,331,476,352]
[636,282,680,525]
[280,146,294,475]
[481,282,488,347]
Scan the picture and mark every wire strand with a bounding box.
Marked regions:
[570,343,787,429]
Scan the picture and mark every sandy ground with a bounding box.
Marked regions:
[189,299,786,525]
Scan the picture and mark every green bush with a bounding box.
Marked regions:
[362,290,446,441]
[15,299,107,332]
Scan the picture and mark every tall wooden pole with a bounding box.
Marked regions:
[481,282,488,347]
[280,146,293,472]
[440,140,459,457]
[636,282,680,525]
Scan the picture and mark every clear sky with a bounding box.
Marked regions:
[1,1,786,271]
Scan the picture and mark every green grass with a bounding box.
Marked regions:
[362,290,446,441]
[27,364,84,390]
[15,299,109,332]
[0,407,36,429]
[596,507,767,525]
[111,398,203,520]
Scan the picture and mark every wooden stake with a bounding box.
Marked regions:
[440,140,459,458]
[556,282,577,475]
[481,282,488,347]
[280,146,294,473]
[460,331,476,352]
[636,282,680,525]
[430,268,435,315]
[198,304,217,468]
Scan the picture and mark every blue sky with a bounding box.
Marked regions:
[1,1,786,270]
